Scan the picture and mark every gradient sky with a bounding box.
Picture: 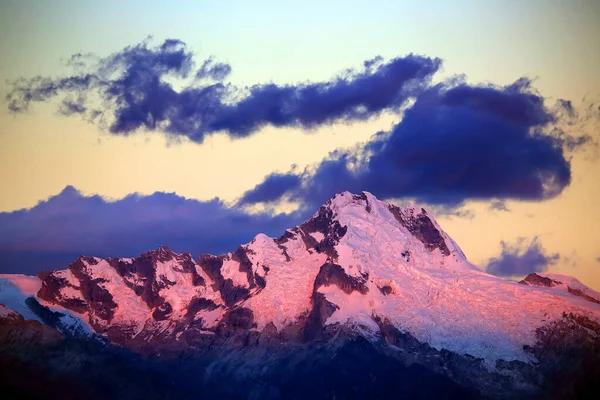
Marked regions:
[1,1,599,288]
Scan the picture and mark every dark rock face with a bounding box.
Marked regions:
[301,261,369,341]
[300,229,320,251]
[567,287,600,304]
[519,273,560,287]
[216,307,255,336]
[274,199,348,263]
[197,253,251,307]
[36,270,64,300]
[24,297,67,331]
[379,285,393,296]
[108,247,202,311]
[299,204,348,261]
[255,273,266,288]
[388,204,451,256]
[107,256,155,306]
[176,252,205,287]
[275,195,352,263]
[274,228,297,245]
[352,192,372,213]
[110,250,162,309]
[401,250,411,262]
[520,273,600,304]
[185,297,218,319]
[197,254,225,284]
[23,296,99,341]
[37,257,118,322]
[232,246,256,288]
[525,313,600,399]
[275,241,292,262]
[314,263,369,295]
[69,257,117,321]
[152,302,173,321]
[36,270,88,313]
[303,292,340,341]
[220,281,250,307]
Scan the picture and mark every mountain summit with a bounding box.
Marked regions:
[1,191,599,399]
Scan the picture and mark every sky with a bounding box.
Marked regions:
[0,0,599,289]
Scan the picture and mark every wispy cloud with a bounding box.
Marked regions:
[489,200,510,212]
[239,173,303,205]
[7,38,440,142]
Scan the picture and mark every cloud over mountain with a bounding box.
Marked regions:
[241,78,589,207]
[0,186,305,274]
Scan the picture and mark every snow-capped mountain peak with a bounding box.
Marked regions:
[1,192,599,383]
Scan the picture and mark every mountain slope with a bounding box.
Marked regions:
[1,191,599,399]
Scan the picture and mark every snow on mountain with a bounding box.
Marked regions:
[243,231,327,330]
[1,191,599,367]
[0,274,43,322]
[520,272,600,304]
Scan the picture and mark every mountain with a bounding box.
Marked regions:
[1,191,599,399]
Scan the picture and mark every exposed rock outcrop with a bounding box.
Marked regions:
[519,273,560,288]
[387,204,451,256]
[313,262,369,295]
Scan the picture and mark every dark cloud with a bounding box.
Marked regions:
[241,78,588,208]
[489,200,510,212]
[596,257,600,263]
[195,56,232,81]
[238,173,302,205]
[0,186,307,275]
[208,55,440,136]
[486,237,560,277]
[7,38,440,142]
